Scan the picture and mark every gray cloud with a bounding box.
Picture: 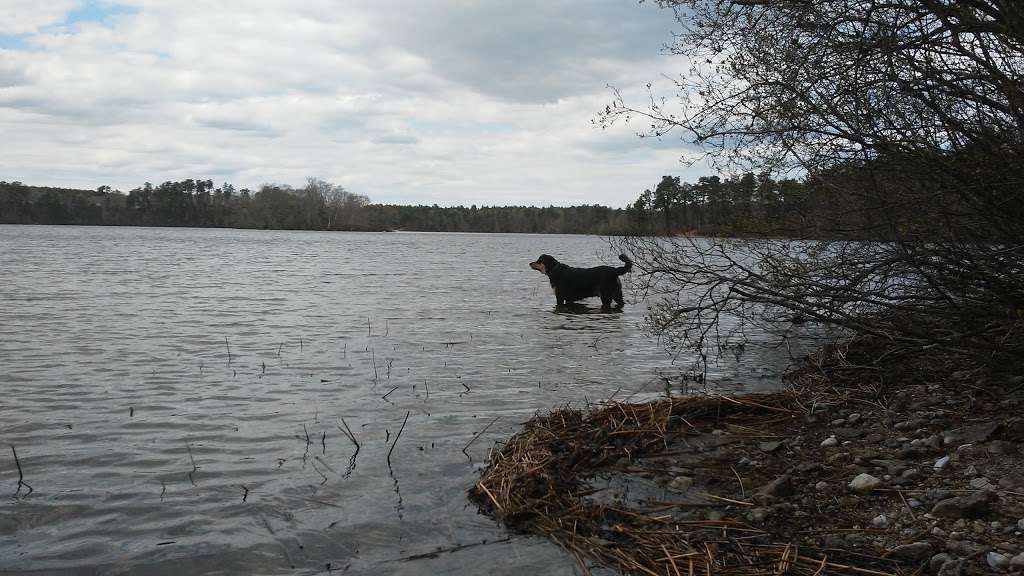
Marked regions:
[0,1,701,207]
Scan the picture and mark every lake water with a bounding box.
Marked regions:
[0,226,796,575]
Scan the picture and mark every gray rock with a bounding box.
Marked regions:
[937,559,965,576]
[986,551,1010,571]
[847,413,862,425]
[931,490,994,519]
[1018,518,1024,530]
[871,514,889,528]
[848,473,882,494]
[746,507,770,523]
[758,475,795,498]
[998,473,1024,491]
[929,553,952,572]
[820,435,839,448]
[934,455,950,470]
[759,440,783,453]
[969,477,993,489]
[815,481,829,492]
[888,541,933,562]
[1010,552,1024,570]
[669,476,694,491]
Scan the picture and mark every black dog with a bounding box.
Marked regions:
[529,254,632,308]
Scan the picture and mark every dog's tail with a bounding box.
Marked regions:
[616,254,633,275]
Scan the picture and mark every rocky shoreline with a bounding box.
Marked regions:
[472,340,1024,575]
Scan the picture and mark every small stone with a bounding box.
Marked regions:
[847,413,862,425]
[969,477,993,489]
[815,481,829,492]
[986,552,1010,571]
[759,440,783,453]
[1010,552,1024,570]
[871,514,889,528]
[937,559,965,576]
[998,473,1024,490]
[1018,518,1024,530]
[820,435,839,448]
[757,475,795,498]
[908,498,922,508]
[929,553,952,572]
[934,455,950,470]
[848,473,882,494]
[669,476,694,491]
[937,557,962,573]
[746,507,769,523]
[931,491,994,519]
[888,541,933,562]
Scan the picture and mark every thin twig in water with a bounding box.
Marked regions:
[225,336,232,365]
[241,484,250,502]
[337,418,360,477]
[387,411,410,471]
[382,386,399,401]
[185,442,198,486]
[462,416,500,461]
[321,430,326,455]
[11,445,32,497]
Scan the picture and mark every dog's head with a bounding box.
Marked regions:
[529,254,559,275]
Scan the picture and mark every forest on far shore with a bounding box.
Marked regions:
[0,172,864,238]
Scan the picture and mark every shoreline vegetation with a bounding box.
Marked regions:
[0,173,851,238]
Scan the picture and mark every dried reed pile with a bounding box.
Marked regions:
[470,392,902,576]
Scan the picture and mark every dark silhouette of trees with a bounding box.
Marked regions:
[0,179,631,235]
[603,0,1024,370]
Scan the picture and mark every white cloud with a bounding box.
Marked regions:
[0,0,78,35]
[0,0,705,206]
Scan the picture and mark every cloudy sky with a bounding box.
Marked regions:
[0,0,702,207]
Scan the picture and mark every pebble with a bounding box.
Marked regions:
[987,551,1010,571]
[1019,518,1024,531]
[1010,552,1024,570]
[815,481,829,492]
[848,473,882,494]
[669,476,694,491]
[934,455,950,470]
[907,498,922,508]
[929,553,952,572]
[969,477,992,489]
[871,514,889,528]
[847,413,862,425]
[888,542,933,562]
[937,558,965,576]
[758,475,795,498]
[820,435,839,448]
[931,491,993,519]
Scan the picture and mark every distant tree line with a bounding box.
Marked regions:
[0,178,632,235]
